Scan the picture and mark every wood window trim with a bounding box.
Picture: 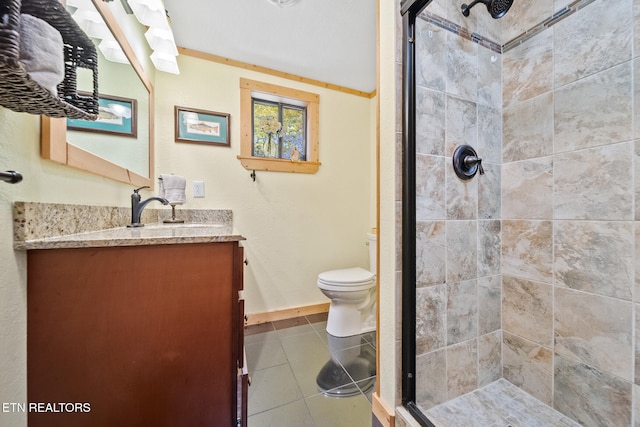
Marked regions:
[238,78,320,174]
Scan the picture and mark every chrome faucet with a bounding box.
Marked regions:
[127,186,170,228]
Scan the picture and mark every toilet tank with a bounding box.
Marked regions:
[367,229,377,274]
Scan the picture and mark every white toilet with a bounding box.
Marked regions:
[317,231,377,337]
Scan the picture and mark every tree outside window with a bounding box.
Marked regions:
[252,100,306,161]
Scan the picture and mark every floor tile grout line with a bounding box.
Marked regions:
[246,313,376,426]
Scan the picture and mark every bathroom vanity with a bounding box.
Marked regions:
[14,204,247,427]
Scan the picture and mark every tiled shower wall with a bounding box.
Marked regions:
[502,0,637,425]
[412,6,503,410]
[404,0,640,425]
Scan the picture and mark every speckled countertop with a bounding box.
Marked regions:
[13,202,244,250]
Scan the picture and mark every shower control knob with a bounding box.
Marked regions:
[464,156,484,175]
[453,145,484,180]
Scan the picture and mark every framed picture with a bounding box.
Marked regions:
[67,93,137,137]
[175,106,230,146]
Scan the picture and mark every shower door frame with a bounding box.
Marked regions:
[400,0,436,426]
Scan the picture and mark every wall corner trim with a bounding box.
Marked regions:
[372,393,395,427]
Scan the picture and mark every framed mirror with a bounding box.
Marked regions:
[41,0,154,188]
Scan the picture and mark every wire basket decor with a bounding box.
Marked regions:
[0,0,99,120]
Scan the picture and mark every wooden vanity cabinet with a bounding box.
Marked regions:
[27,241,245,427]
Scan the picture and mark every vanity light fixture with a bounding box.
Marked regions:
[72,8,112,39]
[144,27,178,56]
[126,0,167,27]
[69,0,127,64]
[126,0,180,74]
[150,51,180,74]
[98,38,130,64]
[265,0,300,7]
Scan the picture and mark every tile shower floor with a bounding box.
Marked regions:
[424,379,581,427]
[244,313,376,427]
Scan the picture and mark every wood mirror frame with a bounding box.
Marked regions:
[41,0,154,188]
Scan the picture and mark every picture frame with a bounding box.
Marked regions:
[174,106,230,146]
[67,93,137,137]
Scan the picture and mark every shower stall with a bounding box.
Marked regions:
[399,0,638,425]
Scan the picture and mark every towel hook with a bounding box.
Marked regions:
[0,170,23,184]
[250,170,256,182]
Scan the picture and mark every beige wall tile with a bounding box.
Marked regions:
[554,287,633,381]
[636,224,640,303]
[635,304,640,385]
[478,331,502,387]
[501,220,553,284]
[554,354,632,426]
[555,0,574,10]
[635,0,640,58]
[502,157,553,220]
[478,221,501,278]
[416,221,446,287]
[500,0,554,43]
[446,220,478,282]
[554,220,633,300]
[554,0,632,87]
[416,284,447,355]
[447,280,478,345]
[478,105,502,164]
[554,142,633,220]
[554,63,632,153]
[416,18,447,92]
[478,163,501,220]
[503,276,553,347]
[416,88,446,156]
[503,30,553,107]
[503,92,554,162]
[446,96,477,158]
[635,59,640,139]
[416,154,445,220]
[447,340,478,399]
[446,165,478,220]
[503,332,553,405]
[479,275,501,335]
[446,34,478,102]
[416,349,447,410]
[478,48,502,109]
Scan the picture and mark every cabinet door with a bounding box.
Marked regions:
[27,243,237,427]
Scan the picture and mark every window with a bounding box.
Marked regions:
[252,100,306,160]
[238,78,320,174]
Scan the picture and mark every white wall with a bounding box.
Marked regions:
[378,0,401,412]
[155,55,375,314]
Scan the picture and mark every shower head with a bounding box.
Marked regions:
[461,0,513,19]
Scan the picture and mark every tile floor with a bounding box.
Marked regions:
[244,313,376,427]
[424,379,581,427]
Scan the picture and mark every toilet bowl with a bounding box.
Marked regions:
[317,232,377,337]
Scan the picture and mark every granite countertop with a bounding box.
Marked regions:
[15,223,245,250]
[13,202,244,251]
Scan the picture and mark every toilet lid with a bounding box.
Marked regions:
[318,267,375,286]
